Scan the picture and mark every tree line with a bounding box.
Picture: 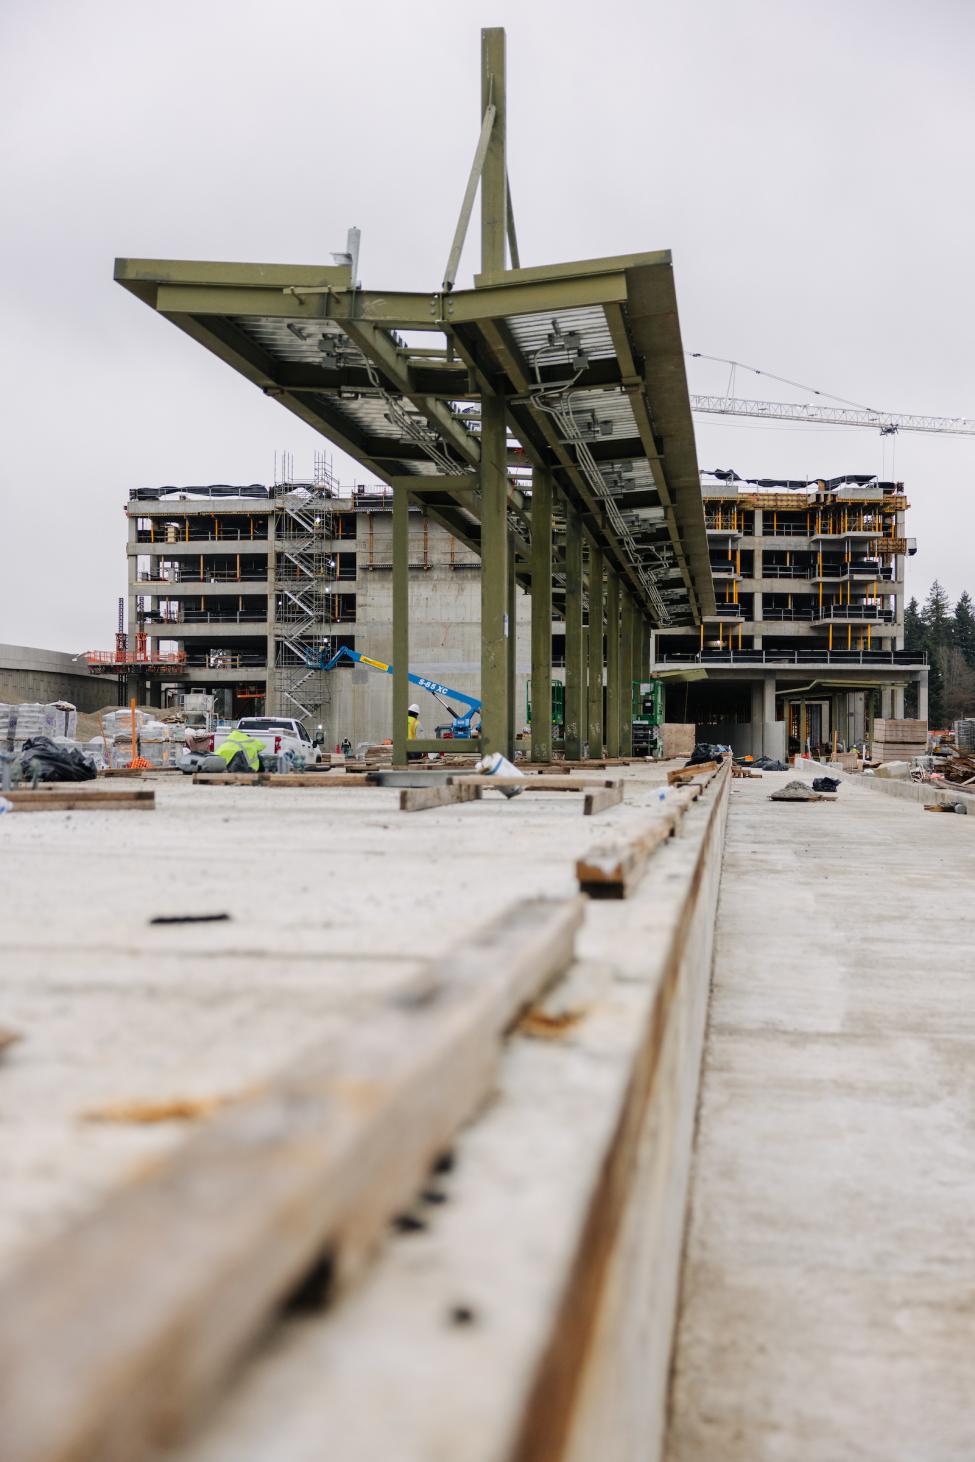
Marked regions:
[904,582,975,725]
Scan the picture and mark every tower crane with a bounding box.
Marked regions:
[687,354,975,437]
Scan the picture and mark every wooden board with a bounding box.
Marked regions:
[576,767,725,897]
[192,772,373,787]
[2,789,155,812]
[400,782,483,812]
[0,897,584,1462]
[448,775,620,793]
[99,767,179,777]
[668,761,718,785]
[583,785,625,816]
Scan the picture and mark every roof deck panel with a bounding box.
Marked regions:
[115,251,713,626]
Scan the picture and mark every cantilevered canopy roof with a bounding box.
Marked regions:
[116,249,714,625]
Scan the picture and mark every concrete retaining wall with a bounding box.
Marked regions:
[0,645,109,714]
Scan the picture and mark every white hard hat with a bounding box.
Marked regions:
[408,703,420,714]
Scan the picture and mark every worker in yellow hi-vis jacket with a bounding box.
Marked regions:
[214,727,264,773]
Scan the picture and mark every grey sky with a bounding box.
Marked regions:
[2,0,973,651]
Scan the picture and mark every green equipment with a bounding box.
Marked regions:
[526,681,566,731]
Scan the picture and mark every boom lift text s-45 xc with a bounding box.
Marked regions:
[319,646,482,738]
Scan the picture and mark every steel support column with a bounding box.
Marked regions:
[480,391,509,757]
[392,486,409,765]
[481,28,507,276]
[478,26,510,759]
[587,544,604,757]
[605,573,621,757]
[632,613,646,751]
[564,508,585,760]
[530,468,553,763]
[620,591,634,756]
[507,550,517,753]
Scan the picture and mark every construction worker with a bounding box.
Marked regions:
[214,726,265,773]
[407,702,421,762]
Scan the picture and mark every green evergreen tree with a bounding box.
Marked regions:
[953,591,975,667]
[903,597,924,716]
[921,580,953,643]
[904,596,924,654]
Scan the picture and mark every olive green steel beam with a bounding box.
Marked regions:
[115,247,670,298]
[587,544,604,756]
[132,271,636,330]
[478,27,511,760]
[606,573,621,758]
[462,314,661,620]
[473,249,671,289]
[442,100,497,292]
[388,476,477,497]
[505,167,521,270]
[530,468,553,763]
[479,390,509,758]
[482,28,507,277]
[114,258,354,292]
[392,485,410,766]
[620,591,634,757]
[564,507,585,761]
[604,300,697,618]
[340,317,480,469]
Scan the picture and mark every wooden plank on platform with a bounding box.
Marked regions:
[667,760,718,785]
[448,775,620,794]
[191,773,373,787]
[0,897,584,1462]
[400,782,483,812]
[3,789,155,812]
[577,765,728,896]
[583,784,625,816]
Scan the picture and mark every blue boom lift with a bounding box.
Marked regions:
[320,646,481,738]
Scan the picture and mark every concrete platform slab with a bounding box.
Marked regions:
[666,771,975,1462]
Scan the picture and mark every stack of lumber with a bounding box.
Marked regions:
[660,723,695,760]
[872,719,927,763]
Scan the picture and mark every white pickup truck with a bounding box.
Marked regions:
[212,717,323,764]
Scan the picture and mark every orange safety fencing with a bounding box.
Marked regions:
[84,650,188,666]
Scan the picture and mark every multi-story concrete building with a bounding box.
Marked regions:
[121,480,532,747]
[652,472,928,757]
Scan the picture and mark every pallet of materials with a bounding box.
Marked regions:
[659,723,696,760]
[871,719,927,762]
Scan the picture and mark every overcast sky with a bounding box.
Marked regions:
[2,0,973,651]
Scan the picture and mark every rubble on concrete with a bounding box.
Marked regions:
[769,780,837,802]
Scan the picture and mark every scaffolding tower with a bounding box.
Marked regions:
[273,484,335,723]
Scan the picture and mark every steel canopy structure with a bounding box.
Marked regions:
[116,27,711,763]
